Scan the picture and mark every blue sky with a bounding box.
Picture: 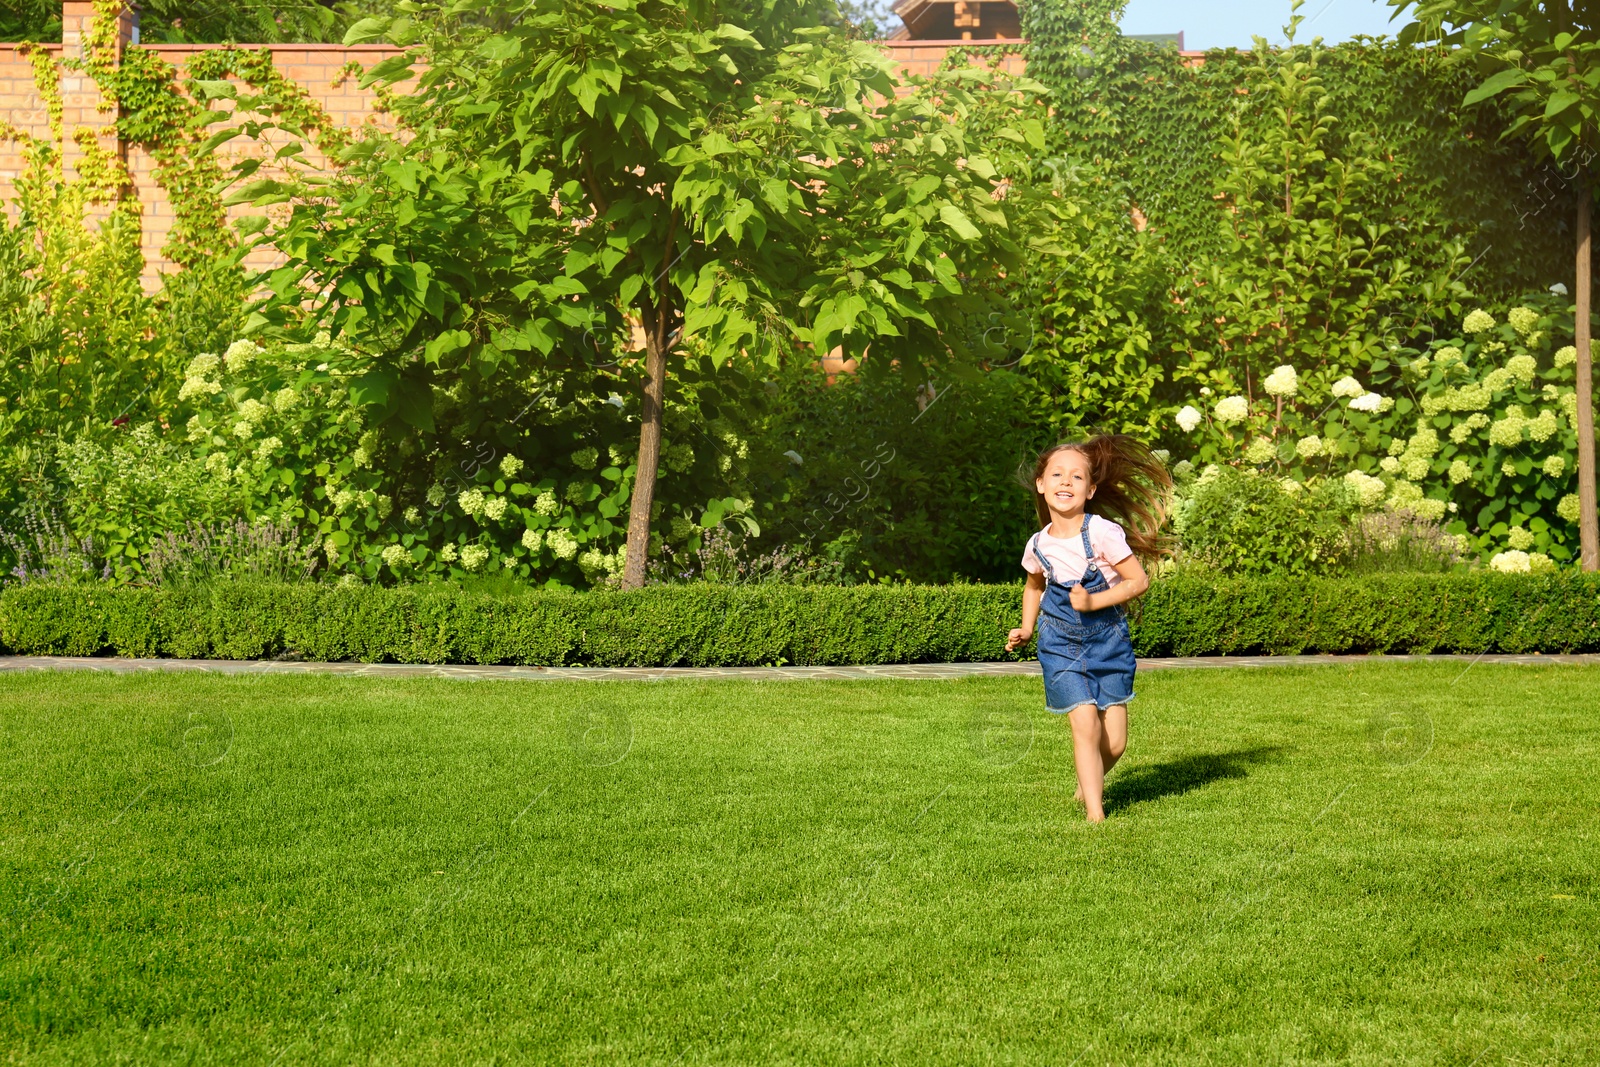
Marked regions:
[1120,0,1412,50]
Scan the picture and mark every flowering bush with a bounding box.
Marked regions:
[1167,294,1588,566]
[23,334,768,589]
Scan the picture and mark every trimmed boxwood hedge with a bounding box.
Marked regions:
[0,573,1596,666]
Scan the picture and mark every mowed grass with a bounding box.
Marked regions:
[0,664,1596,1066]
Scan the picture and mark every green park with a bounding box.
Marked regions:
[0,0,1596,1061]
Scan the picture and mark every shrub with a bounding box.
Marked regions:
[1173,466,1355,576]
[2,574,1596,664]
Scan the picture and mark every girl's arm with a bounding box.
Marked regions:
[1007,571,1046,652]
[1070,555,1150,612]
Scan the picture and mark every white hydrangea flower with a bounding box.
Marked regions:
[1551,282,1569,296]
[1172,459,1194,479]
[570,447,599,469]
[664,442,695,473]
[565,482,589,504]
[376,495,392,520]
[1410,498,1447,522]
[1343,470,1386,507]
[1554,346,1578,368]
[1540,454,1564,478]
[1490,550,1531,573]
[1296,435,1322,458]
[223,340,261,371]
[1198,463,1222,485]
[1406,427,1440,458]
[1331,376,1364,399]
[331,488,356,513]
[1409,354,1432,377]
[1434,346,1464,367]
[1401,455,1430,480]
[404,506,422,525]
[483,496,508,521]
[1281,478,1303,493]
[1176,405,1203,432]
[273,387,299,413]
[205,452,231,479]
[608,445,629,467]
[185,352,221,380]
[1482,368,1513,393]
[1448,459,1472,484]
[427,484,447,507]
[178,377,222,402]
[1503,354,1537,383]
[1348,392,1384,413]
[1526,410,1558,442]
[1529,552,1556,573]
[1199,386,1213,396]
[1152,449,1171,464]
[1507,525,1535,550]
[324,537,340,561]
[1463,309,1496,334]
[521,528,543,552]
[1388,480,1424,509]
[232,420,254,440]
[460,544,489,571]
[440,544,459,563]
[185,415,207,443]
[1558,493,1582,522]
[254,436,282,460]
[1244,437,1276,464]
[1449,423,1473,444]
[500,455,524,478]
[534,491,560,517]
[352,448,370,468]
[1262,365,1299,398]
[457,488,486,516]
[1502,458,1518,477]
[381,543,408,569]
[1487,415,1525,447]
[1213,395,1249,423]
[1507,307,1540,337]
[547,529,578,560]
[1380,456,1401,474]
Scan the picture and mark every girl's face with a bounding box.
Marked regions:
[1037,448,1095,519]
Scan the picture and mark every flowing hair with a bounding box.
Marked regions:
[1026,435,1175,561]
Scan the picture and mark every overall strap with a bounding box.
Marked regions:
[1029,533,1058,585]
[1079,517,1096,574]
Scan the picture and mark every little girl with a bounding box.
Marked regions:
[1006,436,1172,823]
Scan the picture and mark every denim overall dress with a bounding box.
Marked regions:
[1032,519,1137,714]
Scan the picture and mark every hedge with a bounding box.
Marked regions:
[0,574,1596,666]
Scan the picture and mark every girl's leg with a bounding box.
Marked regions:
[1067,703,1107,823]
[1099,705,1129,776]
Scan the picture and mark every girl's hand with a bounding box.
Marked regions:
[1005,627,1031,652]
[1069,584,1095,612]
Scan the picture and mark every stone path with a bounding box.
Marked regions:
[0,653,1595,683]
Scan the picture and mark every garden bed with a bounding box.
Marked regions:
[1,573,1597,665]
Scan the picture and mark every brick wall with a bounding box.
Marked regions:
[0,9,1023,287]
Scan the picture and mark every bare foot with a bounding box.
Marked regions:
[1073,781,1084,803]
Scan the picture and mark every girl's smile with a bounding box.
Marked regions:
[1036,449,1095,525]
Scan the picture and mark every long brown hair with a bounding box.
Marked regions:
[1027,435,1175,561]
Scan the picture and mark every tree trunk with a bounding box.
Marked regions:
[622,312,668,589]
[1578,172,1598,571]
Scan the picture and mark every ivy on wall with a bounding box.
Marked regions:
[1,0,368,268]
[1018,0,1577,305]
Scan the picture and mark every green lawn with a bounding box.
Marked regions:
[1,664,1596,1065]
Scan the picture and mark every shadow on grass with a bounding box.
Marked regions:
[1104,746,1288,814]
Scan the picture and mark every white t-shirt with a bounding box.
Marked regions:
[1021,514,1134,588]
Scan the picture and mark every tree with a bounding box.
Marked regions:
[1392,0,1600,569]
[239,0,1060,587]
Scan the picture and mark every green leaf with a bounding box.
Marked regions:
[939,204,981,241]
[1462,67,1526,107]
